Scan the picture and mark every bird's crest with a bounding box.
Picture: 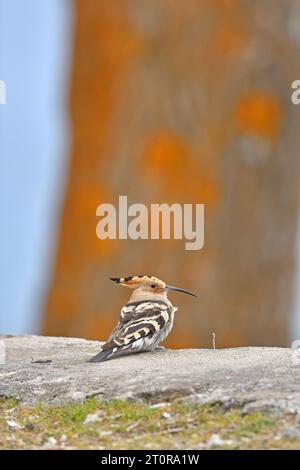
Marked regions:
[110,275,160,285]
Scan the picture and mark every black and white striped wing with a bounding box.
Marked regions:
[88,300,171,363]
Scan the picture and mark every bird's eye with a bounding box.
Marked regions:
[151,284,156,288]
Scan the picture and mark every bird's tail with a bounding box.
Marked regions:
[87,349,114,363]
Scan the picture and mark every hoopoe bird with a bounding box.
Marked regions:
[88,275,197,363]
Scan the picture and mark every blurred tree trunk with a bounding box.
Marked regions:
[44,0,300,347]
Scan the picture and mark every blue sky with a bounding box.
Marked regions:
[0,0,72,333]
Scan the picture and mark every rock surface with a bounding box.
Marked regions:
[0,335,299,415]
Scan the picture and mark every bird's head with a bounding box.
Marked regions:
[110,275,197,299]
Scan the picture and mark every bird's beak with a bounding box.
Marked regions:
[166,285,197,297]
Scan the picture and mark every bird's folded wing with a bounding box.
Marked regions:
[102,300,171,351]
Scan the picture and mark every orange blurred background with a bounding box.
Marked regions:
[2,0,300,348]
